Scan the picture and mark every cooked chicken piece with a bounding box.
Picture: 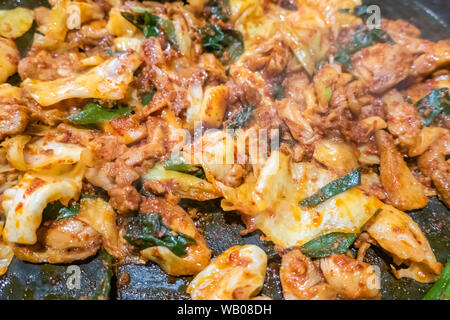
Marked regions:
[13,218,101,264]
[366,204,442,281]
[320,254,381,300]
[418,131,450,207]
[351,44,413,94]
[0,104,28,141]
[67,20,112,53]
[200,53,227,83]
[18,49,84,81]
[383,89,421,150]
[87,135,127,167]
[242,39,290,78]
[375,130,428,210]
[280,249,336,300]
[405,71,450,104]
[108,186,142,214]
[381,19,430,55]
[413,40,450,76]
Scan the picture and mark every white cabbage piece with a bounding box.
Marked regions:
[0,7,34,39]
[2,135,85,173]
[24,139,84,171]
[76,197,125,259]
[22,51,143,106]
[219,151,382,247]
[187,245,267,300]
[1,164,84,244]
[0,38,20,84]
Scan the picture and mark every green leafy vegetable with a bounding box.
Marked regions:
[205,0,231,22]
[123,213,196,257]
[353,5,369,18]
[90,250,114,300]
[67,102,132,125]
[299,168,361,207]
[121,10,177,45]
[415,88,450,127]
[301,232,358,258]
[334,26,395,68]
[325,87,332,102]
[141,88,157,106]
[201,24,244,63]
[164,153,205,178]
[226,105,255,131]
[423,261,450,300]
[42,201,80,222]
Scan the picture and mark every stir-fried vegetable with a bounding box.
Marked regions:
[121,10,177,45]
[41,195,96,222]
[67,102,132,125]
[299,168,361,207]
[423,261,450,300]
[124,213,196,257]
[301,233,358,258]
[164,153,205,178]
[415,88,450,127]
[42,201,80,222]
[145,164,220,200]
[201,24,244,63]
[334,26,395,68]
[226,105,255,131]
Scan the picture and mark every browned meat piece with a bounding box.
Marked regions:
[66,20,112,55]
[92,0,113,13]
[320,254,381,300]
[413,40,450,76]
[13,219,101,264]
[283,72,311,107]
[381,19,430,55]
[118,117,167,167]
[141,38,195,115]
[351,44,413,94]
[280,249,336,300]
[88,135,127,166]
[383,89,421,150]
[418,131,450,207]
[0,104,28,140]
[18,49,83,81]
[226,77,262,108]
[102,160,140,187]
[375,130,428,210]
[243,40,290,78]
[200,53,227,84]
[108,186,142,214]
